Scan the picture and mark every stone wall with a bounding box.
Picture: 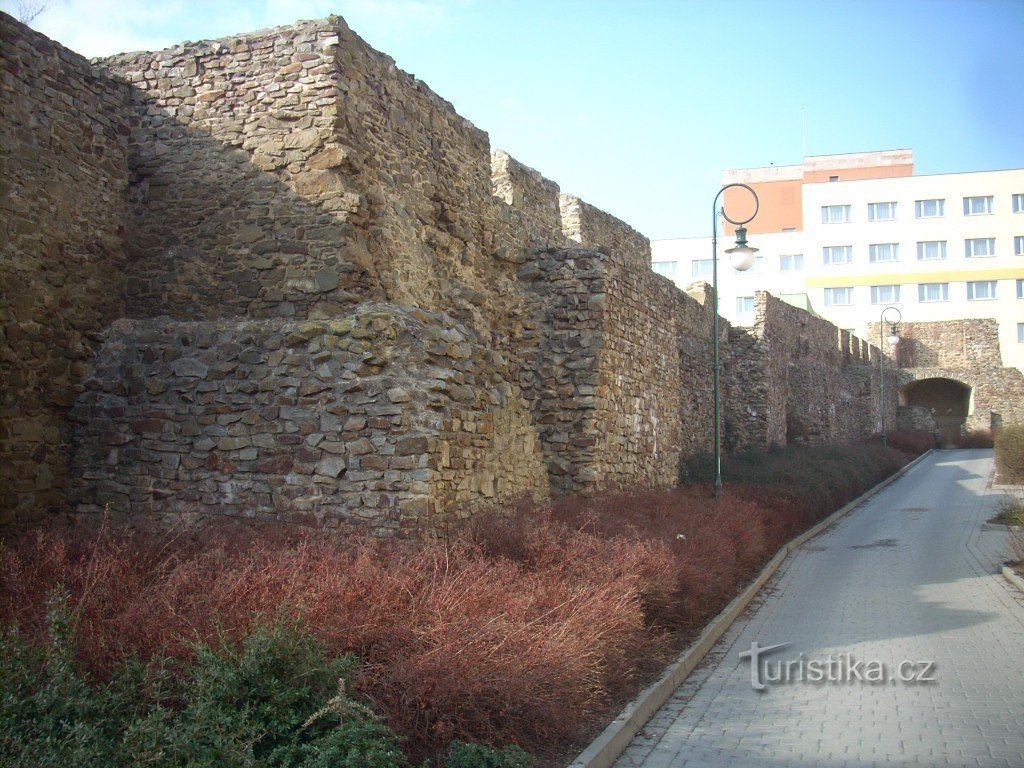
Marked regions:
[69,304,547,530]
[100,16,557,342]
[878,319,1024,433]
[560,194,652,273]
[0,13,130,523]
[2,13,923,527]
[594,252,717,486]
[517,248,606,492]
[893,319,1004,370]
[731,293,894,449]
[517,245,720,492]
[491,150,566,253]
[101,18,378,321]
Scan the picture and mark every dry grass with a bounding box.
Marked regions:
[995,425,1024,484]
[0,444,907,762]
[956,430,994,449]
[1,514,662,761]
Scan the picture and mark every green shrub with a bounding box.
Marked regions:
[995,425,1024,484]
[0,606,408,768]
[0,593,129,768]
[681,443,904,520]
[445,741,536,768]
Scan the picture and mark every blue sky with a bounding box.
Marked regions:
[10,0,1024,239]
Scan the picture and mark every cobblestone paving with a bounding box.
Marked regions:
[613,450,1024,768]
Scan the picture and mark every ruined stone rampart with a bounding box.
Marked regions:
[517,246,720,492]
[69,305,547,531]
[2,12,900,527]
[730,293,891,448]
[595,252,715,485]
[100,16,557,337]
[560,195,652,273]
[894,318,1005,370]
[1,15,130,522]
[881,319,1024,434]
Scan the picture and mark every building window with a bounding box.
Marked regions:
[869,243,899,263]
[966,280,997,300]
[652,261,678,279]
[823,245,853,265]
[916,240,947,260]
[867,202,897,221]
[1014,193,1024,213]
[782,227,797,232]
[963,195,993,215]
[829,175,840,182]
[749,255,766,273]
[918,283,949,302]
[821,205,851,224]
[1018,279,1024,299]
[965,238,996,258]
[870,285,901,304]
[1019,323,1024,343]
[690,259,712,278]
[779,253,804,271]
[736,296,755,313]
[915,198,945,218]
[1016,235,1024,256]
[823,287,853,306]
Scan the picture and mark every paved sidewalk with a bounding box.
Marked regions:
[613,450,1024,768]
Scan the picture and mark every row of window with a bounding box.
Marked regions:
[662,234,1024,279]
[816,279,1024,308]
[822,237,1024,265]
[821,193,1024,224]
[687,256,775,277]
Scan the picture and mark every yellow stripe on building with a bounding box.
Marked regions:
[805,267,1024,288]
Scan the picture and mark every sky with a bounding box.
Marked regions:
[7,0,1024,239]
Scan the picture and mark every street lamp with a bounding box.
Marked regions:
[711,183,759,495]
[879,306,901,447]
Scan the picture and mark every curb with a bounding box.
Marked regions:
[982,523,1024,532]
[1002,566,1024,595]
[567,449,934,768]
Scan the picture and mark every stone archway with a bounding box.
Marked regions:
[899,378,972,446]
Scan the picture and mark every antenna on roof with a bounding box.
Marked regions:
[801,108,807,158]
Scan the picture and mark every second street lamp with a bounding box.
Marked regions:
[711,183,759,495]
[879,306,902,447]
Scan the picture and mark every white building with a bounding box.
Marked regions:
[653,151,1024,370]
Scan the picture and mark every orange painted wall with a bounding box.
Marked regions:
[803,163,913,184]
[722,179,802,235]
[722,156,914,235]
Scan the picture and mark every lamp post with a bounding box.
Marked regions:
[711,183,759,495]
[879,306,902,447]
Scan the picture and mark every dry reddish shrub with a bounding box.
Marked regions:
[0,516,661,761]
[881,428,936,454]
[0,447,901,763]
[956,429,994,448]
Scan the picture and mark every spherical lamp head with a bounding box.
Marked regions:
[725,225,758,271]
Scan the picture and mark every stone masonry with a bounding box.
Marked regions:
[70,305,547,527]
[2,12,914,529]
[0,18,130,523]
[873,318,1024,436]
[735,293,894,449]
